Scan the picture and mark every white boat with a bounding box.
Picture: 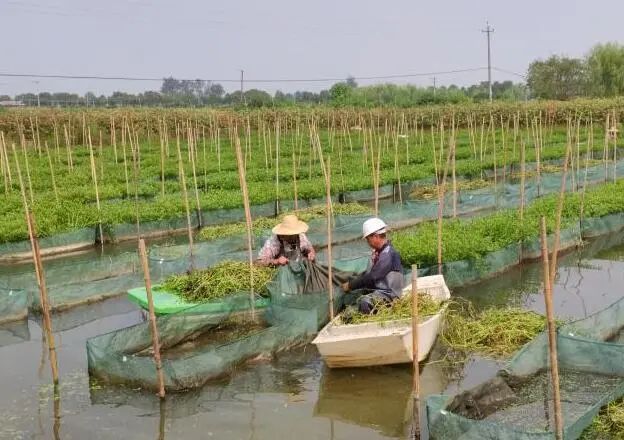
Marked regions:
[312,275,450,368]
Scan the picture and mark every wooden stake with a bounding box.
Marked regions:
[53,121,61,165]
[20,134,34,205]
[111,116,118,163]
[435,120,454,275]
[138,239,166,398]
[539,217,563,440]
[325,156,335,321]
[549,128,572,288]
[410,264,421,439]
[87,129,104,248]
[292,149,298,210]
[520,137,526,222]
[27,211,60,384]
[233,127,256,319]
[44,142,59,202]
[451,116,457,218]
[176,126,194,269]
[11,142,59,385]
[63,125,73,171]
[187,127,203,228]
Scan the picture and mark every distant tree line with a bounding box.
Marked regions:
[527,43,624,100]
[3,42,624,108]
[2,77,527,108]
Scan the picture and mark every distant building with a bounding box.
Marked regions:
[0,100,25,107]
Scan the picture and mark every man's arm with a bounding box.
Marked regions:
[348,249,393,290]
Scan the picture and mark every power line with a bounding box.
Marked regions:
[0,67,489,84]
[492,67,527,79]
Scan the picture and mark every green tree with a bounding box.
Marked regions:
[527,56,587,100]
[586,43,624,97]
[329,82,352,106]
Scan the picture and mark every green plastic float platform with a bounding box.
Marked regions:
[127,286,270,315]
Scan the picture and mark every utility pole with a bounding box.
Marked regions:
[482,21,494,102]
[240,70,245,106]
[432,76,437,98]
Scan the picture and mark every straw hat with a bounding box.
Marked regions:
[272,214,309,235]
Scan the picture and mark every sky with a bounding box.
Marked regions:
[0,0,622,97]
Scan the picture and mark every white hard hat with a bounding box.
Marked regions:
[362,217,388,238]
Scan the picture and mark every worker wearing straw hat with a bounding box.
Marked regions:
[341,217,404,314]
[257,214,316,266]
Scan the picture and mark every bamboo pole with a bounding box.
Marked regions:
[548,128,572,289]
[410,264,421,439]
[520,137,526,222]
[137,239,166,399]
[604,114,610,182]
[187,127,203,228]
[275,119,281,212]
[292,149,298,210]
[233,127,256,319]
[217,127,221,172]
[20,133,34,205]
[53,121,61,165]
[451,116,457,218]
[613,110,618,183]
[111,116,118,163]
[44,142,59,202]
[325,156,335,321]
[159,120,165,198]
[437,127,454,275]
[28,211,60,385]
[176,126,194,269]
[63,125,73,171]
[11,141,59,385]
[539,217,563,440]
[491,114,498,191]
[0,132,11,192]
[122,128,130,197]
[580,118,593,227]
[128,124,141,237]
[87,129,104,248]
[35,117,42,156]
[99,130,104,181]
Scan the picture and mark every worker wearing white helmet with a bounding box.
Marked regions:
[341,217,404,314]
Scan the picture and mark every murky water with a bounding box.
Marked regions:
[2,229,624,439]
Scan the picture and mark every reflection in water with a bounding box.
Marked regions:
[53,384,61,440]
[314,357,451,438]
[5,228,624,439]
[158,398,166,440]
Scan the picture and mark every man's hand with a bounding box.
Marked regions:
[275,256,289,265]
[341,282,351,292]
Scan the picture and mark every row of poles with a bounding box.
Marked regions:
[410,123,574,438]
[5,109,608,437]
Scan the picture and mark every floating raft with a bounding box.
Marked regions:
[312,274,450,368]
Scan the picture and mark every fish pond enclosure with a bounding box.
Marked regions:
[3,102,624,439]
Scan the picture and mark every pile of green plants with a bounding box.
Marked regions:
[394,178,624,268]
[441,303,548,357]
[158,261,276,303]
[582,399,624,439]
[342,293,444,325]
[409,179,490,200]
[198,202,371,241]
